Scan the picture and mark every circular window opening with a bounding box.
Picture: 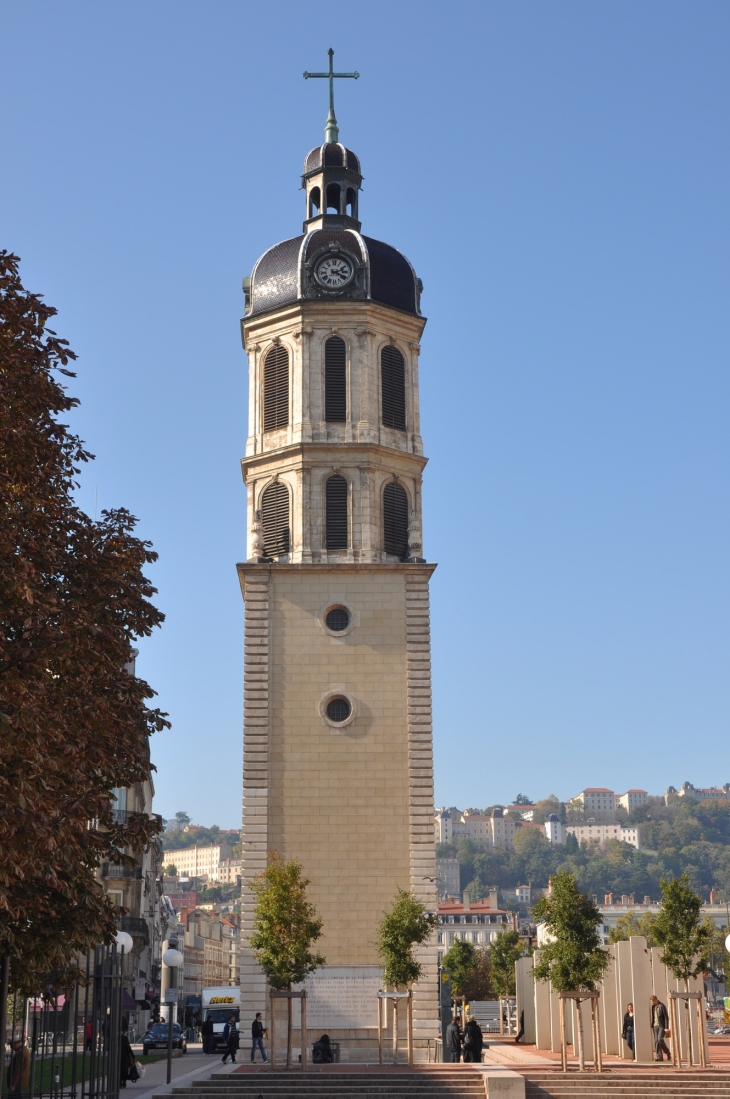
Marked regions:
[325,607,350,632]
[326,697,351,723]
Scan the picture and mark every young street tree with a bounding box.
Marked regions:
[533,871,608,1070]
[376,888,439,989]
[0,252,167,995]
[442,940,493,1002]
[490,929,524,997]
[441,939,476,997]
[652,873,712,1062]
[249,855,325,1068]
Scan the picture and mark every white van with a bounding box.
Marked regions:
[201,987,241,1051]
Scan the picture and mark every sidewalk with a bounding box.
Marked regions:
[125,1044,241,1099]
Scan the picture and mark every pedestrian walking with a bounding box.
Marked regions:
[85,1021,94,1052]
[119,1025,136,1088]
[622,1003,635,1056]
[462,1017,483,1062]
[250,1013,268,1063]
[201,1016,214,1055]
[7,1036,30,1099]
[445,1015,462,1063]
[650,995,671,1061]
[221,1015,239,1064]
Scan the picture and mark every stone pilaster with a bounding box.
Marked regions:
[405,568,438,1048]
[240,568,270,1018]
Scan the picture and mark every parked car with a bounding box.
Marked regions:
[142,1023,187,1056]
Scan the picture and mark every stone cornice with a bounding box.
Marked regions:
[240,441,428,482]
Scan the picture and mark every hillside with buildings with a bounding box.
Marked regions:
[436,782,730,905]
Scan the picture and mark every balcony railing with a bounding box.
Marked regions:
[119,916,150,944]
[101,863,143,880]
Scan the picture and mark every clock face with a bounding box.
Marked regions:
[316,255,353,288]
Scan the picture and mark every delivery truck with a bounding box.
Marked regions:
[201,987,241,1051]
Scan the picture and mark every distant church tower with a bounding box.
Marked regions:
[238,73,438,1054]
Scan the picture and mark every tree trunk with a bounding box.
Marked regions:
[576,1000,585,1072]
[559,997,567,1073]
[684,981,693,1067]
[286,995,292,1070]
[392,997,398,1066]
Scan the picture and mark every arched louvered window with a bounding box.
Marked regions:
[383,481,409,558]
[263,345,289,431]
[326,474,348,550]
[325,336,347,422]
[381,345,406,431]
[261,481,290,557]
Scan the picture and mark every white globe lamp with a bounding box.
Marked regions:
[162,946,183,968]
[115,930,134,953]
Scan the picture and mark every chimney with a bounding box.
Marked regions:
[604,893,613,906]
[489,888,499,910]
[710,889,717,905]
[643,895,651,906]
[462,890,470,911]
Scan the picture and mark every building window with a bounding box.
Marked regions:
[383,481,409,558]
[381,345,406,430]
[327,697,350,722]
[261,481,290,557]
[325,336,347,422]
[263,345,289,431]
[325,474,348,549]
[325,606,350,631]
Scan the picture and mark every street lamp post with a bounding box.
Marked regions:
[162,940,183,1085]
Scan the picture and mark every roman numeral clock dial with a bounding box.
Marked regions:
[316,255,353,287]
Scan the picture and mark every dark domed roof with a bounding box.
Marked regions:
[248,228,421,317]
[304,143,361,175]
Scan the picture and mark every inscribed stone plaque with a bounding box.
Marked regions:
[294,966,382,1029]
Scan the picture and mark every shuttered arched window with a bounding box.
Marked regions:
[263,345,289,431]
[326,474,348,549]
[383,481,409,558]
[261,481,290,557]
[381,345,406,431]
[325,336,347,422]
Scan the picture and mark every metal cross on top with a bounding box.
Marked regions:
[303,48,359,144]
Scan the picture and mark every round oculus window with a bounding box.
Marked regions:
[326,696,351,723]
[325,607,350,632]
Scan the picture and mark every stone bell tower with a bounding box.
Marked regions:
[238,83,438,1056]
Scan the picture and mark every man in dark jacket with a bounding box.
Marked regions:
[250,1013,267,1063]
[222,1015,239,1064]
[445,1016,462,1063]
[462,1017,483,1062]
[650,995,670,1061]
[201,1016,214,1055]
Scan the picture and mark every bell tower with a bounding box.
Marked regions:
[238,59,437,1058]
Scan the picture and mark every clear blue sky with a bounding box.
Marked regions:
[3,2,729,826]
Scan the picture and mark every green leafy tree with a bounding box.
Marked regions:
[249,855,324,1068]
[164,865,178,877]
[490,930,524,997]
[441,939,476,995]
[461,948,493,1001]
[0,253,166,996]
[652,873,711,986]
[608,910,657,946]
[533,871,609,1069]
[514,794,532,805]
[250,855,324,988]
[376,888,438,989]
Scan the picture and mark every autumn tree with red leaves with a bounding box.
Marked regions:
[0,252,168,993]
